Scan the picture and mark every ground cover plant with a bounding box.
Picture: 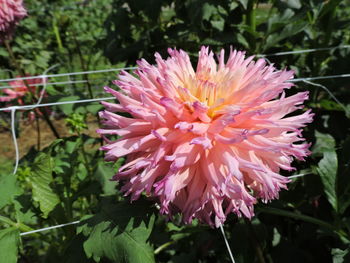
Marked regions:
[0,0,350,262]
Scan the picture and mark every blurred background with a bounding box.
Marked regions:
[1,0,350,262]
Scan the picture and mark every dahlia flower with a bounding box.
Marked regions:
[98,47,313,227]
[0,0,27,41]
[0,76,41,103]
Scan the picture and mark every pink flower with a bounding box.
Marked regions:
[98,47,313,227]
[0,76,42,103]
[0,0,27,41]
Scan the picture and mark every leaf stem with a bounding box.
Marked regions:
[35,114,41,150]
[154,240,176,254]
[3,39,60,139]
[257,207,348,239]
[72,30,94,100]
[0,215,39,237]
[246,0,258,51]
[245,219,265,263]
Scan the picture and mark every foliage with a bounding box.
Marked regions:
[0,0,350,262]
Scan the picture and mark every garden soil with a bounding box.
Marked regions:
[0,116,99,161]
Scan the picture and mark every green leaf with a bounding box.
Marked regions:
[319,99,345,112]
[211,20,225,32]
[337,136,350,214]
[0,174,21,210]
[78,200,156,263]
[57,96,80,115]
[85,104,103,114]
[29,153,60,218]
[0,227,20,263]
[202,3,217,21]
[265,21,307,50]
[332,248,350,263]
[94,162,117,195]
[62,235,94,263]
[284,0,302,9]
[13,195,37,225]
[238,0,248,9]
[317,151,338,211]
[312,131,336,156]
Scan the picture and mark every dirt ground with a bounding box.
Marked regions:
[0,116,99,166]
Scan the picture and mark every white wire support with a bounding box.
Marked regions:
[302,80,348,113]
[0,68,350,92]
[0,97,114,112]
[1,73,350,91]
[36,64,60,105]
[258,45,350,57]
[0,72,349,113]
[0,67,137,83]
[0,45,349,85]
[0,78,109,90]
[1,44,350,84]
[220,224,236,263]
[291,73,350,83]
[10,107,19,175]
[20,221,80,236]
[8,64,59,175]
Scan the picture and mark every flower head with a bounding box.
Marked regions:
[0,0,27,41]
[0,76,41,103]
[98,47,313,227]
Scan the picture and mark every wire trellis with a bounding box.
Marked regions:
[2,45,350,261]
[1,44,350,87]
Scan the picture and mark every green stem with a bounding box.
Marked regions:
[323,1,339,46]
[0,215,16,226]
[42,110,60,138]
[52,17,64,51]
[77,132,92,174]
[154,240,177,254]
[4,40,60,139]
[257,207,348,239]
[0,114,10,131]
[35,112,41,150]
[247,1,256,32]
[245,219,266,263]
[72,30,94,99]
[71,30,104,146]
[3,40,25,79]
[246,0,257,51]
[0,215,38,236]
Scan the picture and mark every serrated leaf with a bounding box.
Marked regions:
[13,195,37,225]
[0,174,21,210]
[78,201,156,263]
[0,227,20,263]
[317,151,338,211]
[62,234,93,263]
[29,153,60,218]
